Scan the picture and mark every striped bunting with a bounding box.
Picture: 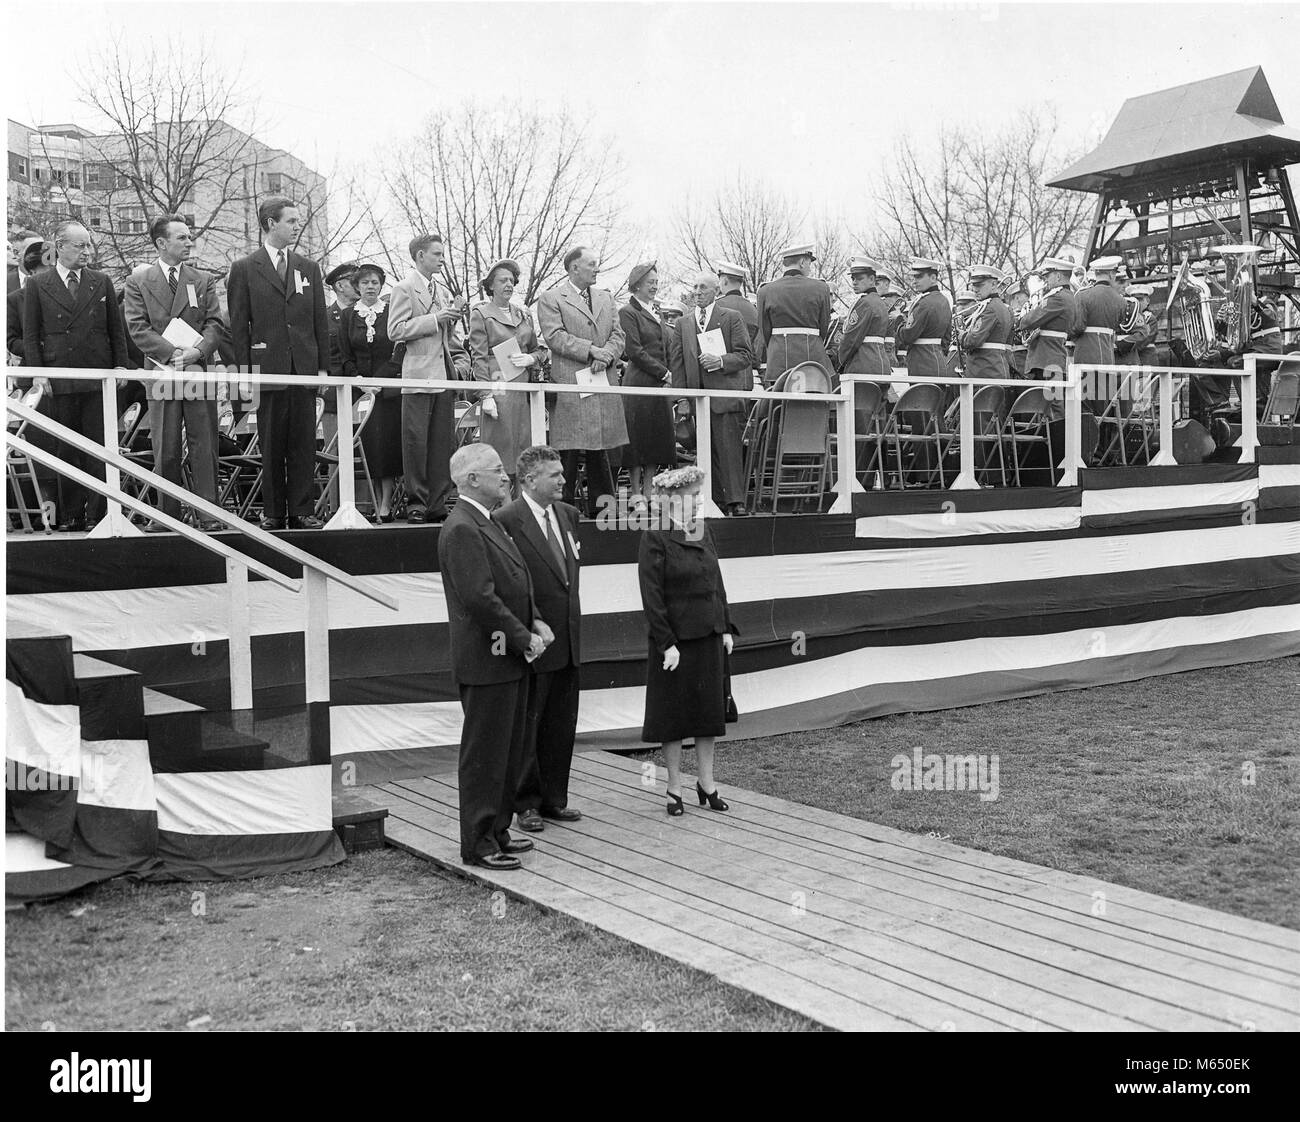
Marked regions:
[1081,464,1259,528]
[1259,444,1300,513]
[854,487,1081,541]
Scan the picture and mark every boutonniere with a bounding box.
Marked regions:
[293,270,310,296]
[566,530,580,560]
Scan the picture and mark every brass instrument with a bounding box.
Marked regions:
[1170,255,1217,361]
[1212,244,1262,354]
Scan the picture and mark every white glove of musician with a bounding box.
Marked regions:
[482,397,498,419]
[662,645,680,672]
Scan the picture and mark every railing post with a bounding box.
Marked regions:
[1237,355,1258,464]
[324,381,370,529]
[529,382,547,446]
[950,380,978,490]
[1149,369,1177,465]
[226,557,253,711]
[829,375,865,512]
[303,567,330,705]
[1059,364,1084,487]
[85,374,141,537]
[693,391,724,518]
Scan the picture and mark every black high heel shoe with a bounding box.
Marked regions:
[696,782,729,812]
[666,790,684,817]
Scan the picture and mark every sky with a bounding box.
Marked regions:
[6,0,1300,258]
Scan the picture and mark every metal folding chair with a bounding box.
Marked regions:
[880,383,946,489]
[1005,387,1054,487]
[7,385,53,533]
[314,390,379,518]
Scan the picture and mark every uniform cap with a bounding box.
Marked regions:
[1089,255,1122,272]
[956,290,977,304]
[715,260,748,282]
[967,264,1003,281]
[780,242,816,261]
[848,256,880,274]
[1038,256,1076,274]
[660,298,687,316]
[908,256,943,273]
[325,261,359,286]
[1128,284,1154,297]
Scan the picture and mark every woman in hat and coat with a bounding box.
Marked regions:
[467,259,548,493]
[618,262,677,509]
[338,263,403,521]
[638,465,737,817]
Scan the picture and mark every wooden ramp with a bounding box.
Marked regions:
[371,752,1300,1032]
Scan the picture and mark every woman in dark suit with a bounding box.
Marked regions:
[337,263,403,521]
[638,465,737,816]
[619,263,676,511]
[467,259,547,494]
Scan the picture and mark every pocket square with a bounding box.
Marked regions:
[567,531,581,559]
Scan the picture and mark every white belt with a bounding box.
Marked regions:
[913,338,943,346]
[1255,327,1281,337]
[1083,327,1115,335]
[860,336,886,344]
[974,343,1010,351]
[772,327,819,336]
[1038,330,1068,339]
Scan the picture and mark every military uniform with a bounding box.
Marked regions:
[1020,285,1078,379]
[716,291,760,350]
[894,285,952,379]
[959,295,1013,380]
[1072,279,1125,368]
[757,269,832,380]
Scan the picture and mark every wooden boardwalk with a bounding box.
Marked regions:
[371,752,1300,1031]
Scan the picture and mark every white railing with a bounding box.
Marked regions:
[1068,357,1267,466]
[5,391,398,710]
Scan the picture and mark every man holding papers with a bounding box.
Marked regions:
[124,216,226,532]
[668,272,754,516]
[536,246,627,517]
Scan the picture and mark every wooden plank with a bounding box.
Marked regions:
[380,793,910,1030]
[569,759,1300,987]
[574,754,1300,961]
[393,775,1230,1031]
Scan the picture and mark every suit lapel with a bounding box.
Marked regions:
[171,264,197,317]
[45,271,76,312]
[523,505,568,585]
[255,249,287,297]
[72,270,100,316]
[562,286,597,327]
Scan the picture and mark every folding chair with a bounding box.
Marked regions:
[880,383,946,489]
[1261,365,1299,438]
[314,390,379,519]
[743,369,789,510]
[455,399,481,450]
[747,364,832,510]
[218,412,263,519]
[960,385,1009,487]
[829,378,887,490]
[7,385,53,533]
[1005,387,1054,487]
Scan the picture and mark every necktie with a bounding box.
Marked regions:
[67,270,79,298]
[277,250,288,282]
[168,266,178,296]
[543,509,567,572]
[583,287,593,312]
[698,308,707,332]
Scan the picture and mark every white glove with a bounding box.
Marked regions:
[723,633,734,655]
[662,645,680,671]
[509,352,535,369]
[482,397,498,419]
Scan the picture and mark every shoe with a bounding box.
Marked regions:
[406,508,427,523]
[56,519,86,533]
[378,512,395,524]
[142,520,170,534]
[502,837,534,854]
[465,852,521,871]
[696,781,730,812]
[539,806,581,822]
[287,514,325,529]
[727,503,750,517]
[260,516,285,531]
[199,520,225,532]
[667,790,684,817]
[517,809,545,833]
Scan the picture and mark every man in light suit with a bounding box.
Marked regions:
[388,233,469,524]
[22,220,131,531]
[494,446,584,832]
[124,215,226,532]
[669,272,755,516]
[439,443,550,870]
[227,196,331,530]
[536,246,627,517]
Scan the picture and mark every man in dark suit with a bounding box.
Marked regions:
[124,215,226,532]
[226,196,331,530]
[439,443,551,870]
[669,272,755,516]
[494,446,583,833]
[21,221,130,531]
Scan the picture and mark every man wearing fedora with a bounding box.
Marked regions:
[756,242,832,382]
[536,246,627,517]
[123,215,226,532]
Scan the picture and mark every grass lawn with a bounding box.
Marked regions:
[5,849,820,1031]
[641,656,1300,930]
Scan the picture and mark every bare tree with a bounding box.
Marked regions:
[867,108,1095,294]
[672,175,804,289]
[383,102,632,303]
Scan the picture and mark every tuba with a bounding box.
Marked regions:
[1213,244,1262,354]
[1171,255,1217,361]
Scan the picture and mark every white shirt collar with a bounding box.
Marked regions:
[521,489,554,532]
[695,301,715,326]
[458,495,493,520]
[158,258,182,277]
[56,261,79,283]
[632,295,656,316]
[265,244,288,267]
[566,279,590,300]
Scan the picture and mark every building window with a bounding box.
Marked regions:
[182,214,195,228]
[118,206,145,234]
[67,171,80,189]
[9,152,28,181]
[266,172,283,193]
[85,208,102,229]
[33,167,43,182]
[52,168,64,183]
[86,165,100,188]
